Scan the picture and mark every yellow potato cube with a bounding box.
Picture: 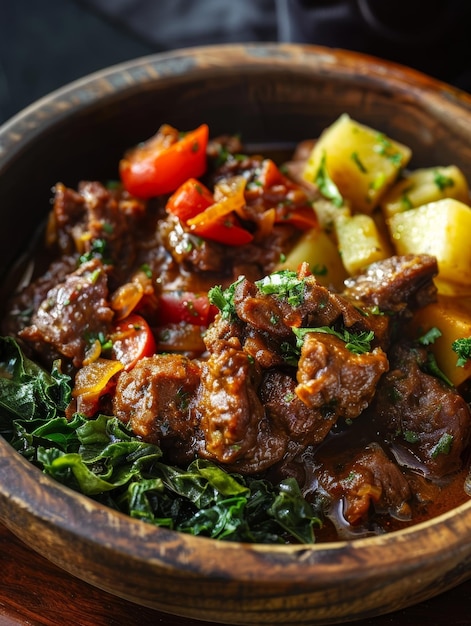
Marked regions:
[275,227,348,291]
[335,213,393,276]
[389,198,471,287]
[302,114,411,214]
[381,165,470,220]
[410,296,471,387]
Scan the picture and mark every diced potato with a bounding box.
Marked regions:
[311,197,351,233]
[335,213,393,276]
[389,198,471,287]
[381,165,470,220]
[275,227,347,291]
[410,296,471,387]
[302,114,411,214]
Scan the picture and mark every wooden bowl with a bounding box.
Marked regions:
[1,43,471,626]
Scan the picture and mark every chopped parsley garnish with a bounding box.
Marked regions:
[418,326,442,346]
[431,433,454,458]
[79,238,112,265]
[452,336,471,367]
[292,326,374,355]
[311,263,328,277]
[314,152,344,207]
[351,151,367,173]
[433,170,455,191]
[373,134,403,166]
[208,276,245,319]
[255,271,306,308]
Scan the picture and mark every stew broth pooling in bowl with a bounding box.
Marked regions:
[2,115,471,543]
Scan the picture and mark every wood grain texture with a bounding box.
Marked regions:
[2,521,471,626]
[2,43,471,625]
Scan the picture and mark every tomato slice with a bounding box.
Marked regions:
[166,178,214,222]
[120,124,209,198]
[110,313,156,370]
[158,291,217,326]
[192,214,254,246]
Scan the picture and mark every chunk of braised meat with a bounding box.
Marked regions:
[343,254,438,314]
[196,337,288,473]
[259,369,333,447]
[50,181,146,281]
[2,254,77,337]
[369,341,471,479]
[317,442,412,525]
[296,332,389,421]
[112,354,201,465]
[19,259,113,368]
[233,273,390,358]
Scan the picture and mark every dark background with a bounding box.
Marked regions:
[1,0,471,125]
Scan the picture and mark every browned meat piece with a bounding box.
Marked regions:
[317,442,412,525]
[159,214,228,274]
[370,342,471,478]
[2,254,78,337]
[343,254,438,314]
[233,277,294,338]
[233,274,391,355]
[19,259,113,368]
[50,181,146,280]
[259,369,333,447]
[296,332,389,421]
[197,337,288,473]
[112,353,201,464]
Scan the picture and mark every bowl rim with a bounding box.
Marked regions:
[2,42,471,613]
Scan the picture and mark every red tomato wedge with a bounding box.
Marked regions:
[110,313,156,370]
[120,124,209,198]
[192,215,254,245]
[158,291,217,326]
[166,175,254,246]
[166,178,214,222]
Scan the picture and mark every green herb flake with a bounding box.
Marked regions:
[351,151,368,173]
[403,430,420,444]
[433,170,455,191]
[431,433,454,458]
[314,152,344,208]
[140,263,152,278]
[255,270,306,308]
[292,326,374,355]
[373,134,403,166]
[418,327,442,346]
[311,263,328,277]
[452,336,471,367]
[208,276,245,320]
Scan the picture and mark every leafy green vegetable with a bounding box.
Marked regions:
[452,336,471,367]
[0,337,321,544]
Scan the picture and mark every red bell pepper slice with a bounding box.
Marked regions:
[120,123,209,198]
[167,175,254,246]
[166,178,214,222]
[110,313,156,370]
